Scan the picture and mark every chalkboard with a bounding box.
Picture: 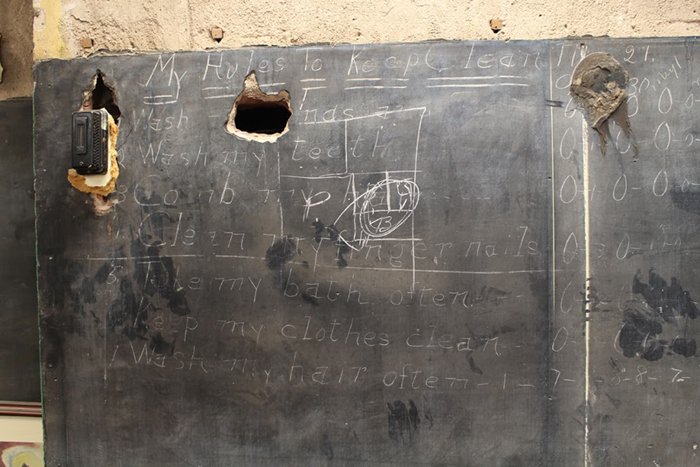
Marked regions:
[33,37,699,466]
[0,97,40,403]
[551,38,700,466]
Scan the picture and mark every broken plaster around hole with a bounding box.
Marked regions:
[67,70,122,215]
[225,71,292,143]
[570,52,628,129]
[570,52,636,157]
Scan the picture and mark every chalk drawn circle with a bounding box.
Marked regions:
[356,179,420,238]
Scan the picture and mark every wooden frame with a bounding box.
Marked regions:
[0,402,41,417]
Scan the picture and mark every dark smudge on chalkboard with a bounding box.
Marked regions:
[265,236,297,270]
[422,397,434,429]
[670,188,700,216]
[670,338,697,357]
[41,311,81,369]
[468,356,484,375]
[79,276,96,304]
[136,244,190,315]
[320,433,334,460]
[149,332,175,356]
[40,187,91,367]
[619,309,664,360]
[618,269,698,360]
[311,219,350,269]
[312,219,325,244]
[632,269,698,321]
[300,290,320,306]
[387,400,420,444]
[162,259,191,316]
[108,277,147,340]
[107,243,190,342]
[328,225,350,268]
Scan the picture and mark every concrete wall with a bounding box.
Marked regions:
[35,0,700,60]
[0,0,34,99]
[1,0,698,100]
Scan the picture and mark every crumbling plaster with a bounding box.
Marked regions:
[0,0,33,99]
[35,0,700,60]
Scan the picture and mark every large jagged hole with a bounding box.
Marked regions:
[80,69,121,122]
[235,101,291,134]
[226,72,291,143]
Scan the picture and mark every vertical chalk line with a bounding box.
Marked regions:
[548,53,558,465]
[551,44,591,467]
[582,114,592,467]
[548,44,557,380]
[277,151,284,237]
[410,108,425,292]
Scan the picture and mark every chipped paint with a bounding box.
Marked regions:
[33,0,69,60]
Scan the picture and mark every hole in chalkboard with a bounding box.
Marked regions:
[80,70,121,123]
[235,102,291,135]
[226,71,291,143]
[72,70,121,216]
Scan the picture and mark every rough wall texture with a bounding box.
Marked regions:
[34,0,700,61]
[0,0,33,99]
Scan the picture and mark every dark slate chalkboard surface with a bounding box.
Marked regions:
[33,38,699,466]
[570,39,700,467]
[0,97,40,403]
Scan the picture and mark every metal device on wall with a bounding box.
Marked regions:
[71,108,109,175]
[66,71,122,215]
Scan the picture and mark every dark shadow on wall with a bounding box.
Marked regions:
[0,97,40,402]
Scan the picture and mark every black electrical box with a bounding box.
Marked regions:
[71,108,109,175]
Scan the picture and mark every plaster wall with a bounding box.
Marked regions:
[0,0,33,99]
[34,0,700,61]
